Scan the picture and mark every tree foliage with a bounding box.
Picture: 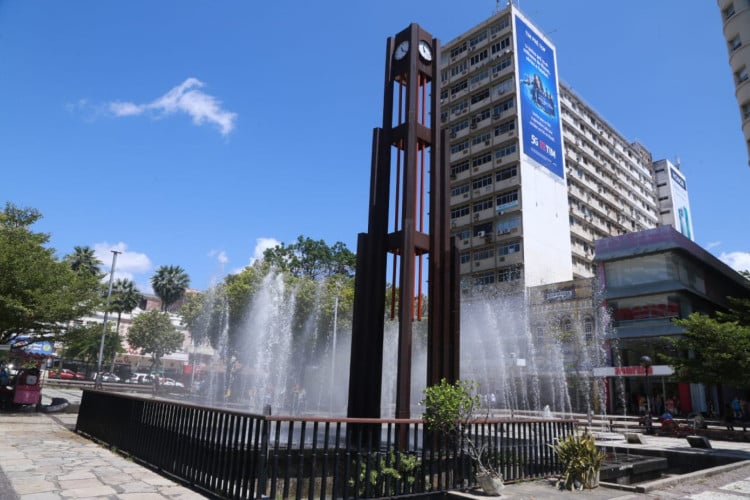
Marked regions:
[151,265,190,312]
[663,299,750,389]
[126,310,184,370]
[262,235,355,280]
[62,322,122,366]
[110,278,142,332]
[0,203,102,344]
[65,245,103,278]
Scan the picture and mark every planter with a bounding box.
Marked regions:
[476,471,504,496]
[586,469,600,489]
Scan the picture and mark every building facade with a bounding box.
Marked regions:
[718,0,750,165]
[440,5,669,290]
[593,226,750,415]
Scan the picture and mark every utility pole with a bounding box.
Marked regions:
[97,250,121,380]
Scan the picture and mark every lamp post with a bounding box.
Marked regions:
[96,250,121,379]
[640,355,653,433]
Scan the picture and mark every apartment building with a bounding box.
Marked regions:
[441,5,664,287]
[717,0,750,165]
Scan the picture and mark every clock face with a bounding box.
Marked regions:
[394,40,409,60]
[418,40,433,62]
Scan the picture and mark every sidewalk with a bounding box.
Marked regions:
[2,387,750,499]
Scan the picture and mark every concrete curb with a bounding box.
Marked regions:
[633,459,750,493]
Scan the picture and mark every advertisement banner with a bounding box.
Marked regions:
[514,14,563,178]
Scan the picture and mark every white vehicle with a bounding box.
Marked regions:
[161,378,185,388]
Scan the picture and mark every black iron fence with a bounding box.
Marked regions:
[76,390,575,499]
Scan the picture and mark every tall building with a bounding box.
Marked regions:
[653,159,695,241]
[441,5,664,288]
[717,0,750,165]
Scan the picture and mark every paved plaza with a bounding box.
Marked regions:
[0,387,749,499]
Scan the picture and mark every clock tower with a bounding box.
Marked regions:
[347,24,460,421]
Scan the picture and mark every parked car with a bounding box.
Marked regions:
[125,373,155,385]
[93,372,120,383]
[48,368,85,380]
[161,378,185,388]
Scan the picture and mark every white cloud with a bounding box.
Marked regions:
[93,242,152,285]
[719,251,750,273]
[706,241,721,251]
[106,78,237,136]
[251,238,281,264]
[208,249,229,266]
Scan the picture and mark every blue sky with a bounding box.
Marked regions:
[1,1,748,293]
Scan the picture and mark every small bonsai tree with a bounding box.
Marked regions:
[420,379,502,487]
[549,431,605,490]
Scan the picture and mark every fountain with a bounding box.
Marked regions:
[188,268,615,419]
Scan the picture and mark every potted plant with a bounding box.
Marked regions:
[420,378,504,496]
[548,431,605,490]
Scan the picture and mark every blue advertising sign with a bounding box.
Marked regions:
[10,337,55,357]
[515,14,563,178]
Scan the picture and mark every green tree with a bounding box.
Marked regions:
[663,300,750,389]
[110,278,142,333]
[62,322,122,365]
[0,203,102,344]
[65,245,103,278]
[126,310,184,371]
[151,265,190,312]
[262,235,355,280]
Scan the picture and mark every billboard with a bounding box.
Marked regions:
[669,164,694,240]
[514,13,564,178]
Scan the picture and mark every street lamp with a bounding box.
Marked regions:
[640,355,653,415]
[96,250,121,380]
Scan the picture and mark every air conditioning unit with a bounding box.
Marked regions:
[501,229,511,234]
[477,231,486,237]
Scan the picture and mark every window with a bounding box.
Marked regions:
[473,197,494,213]
[450,119,470,135]
[460,251,471,264]
[496,189,519,211]
[498,241,520,255]
[451,80,468,95]
[493,97,515,117]
[472,174,493,190]
[451,100,469,115]
[472,154,493,170]
[494,120,515,136]
[493,77,514,96]
[472,132,491,146]
[489,16,510,35]
[736,67,749,85]
[450,43,467,59]
[451,161,470,177]
[469,49,488,66]
[491,56,513,75]
[474,108,492,123]
[584,317,594,342]
[451,183,470,197]
[730,34,742,52]
[497,214,520,232]
[454,229,471,240]
[470,69,489,85]
[742,102,750,119]
[535,326,544,344]
[450,140,469,154]
[450,60,469,77]
[497,266,521,282]
[724,3,736,20]
[490,36,511,54]
[475,271,495,286]
[451,204,470,220]
[471,88,490,105]
[495,142,517,159]
[470,30,487,47]
[473,248,494,261]
[496,165,518,181]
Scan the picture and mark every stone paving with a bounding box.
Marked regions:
[2,387,750,499]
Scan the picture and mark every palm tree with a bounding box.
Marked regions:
[110,278,142,333]
[66,246,103,277]
[151,265,190,312]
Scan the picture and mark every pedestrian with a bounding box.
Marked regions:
[731,396,743,420]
